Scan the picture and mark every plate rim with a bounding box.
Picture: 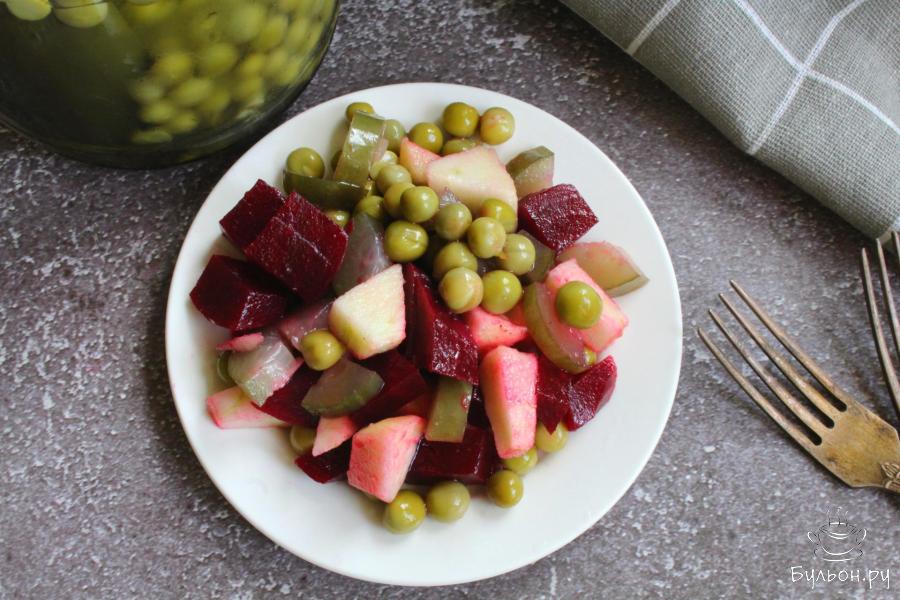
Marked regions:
[164,81,683,586]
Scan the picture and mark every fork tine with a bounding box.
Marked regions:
[708,310,826,435]
[861,248,900,421]
[717,294,841,422]
[729,280,854,409]
[697,327,819,454]
[876,241,900,363]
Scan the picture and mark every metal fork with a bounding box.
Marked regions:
[698,281,900,494]
[860,231,900,422]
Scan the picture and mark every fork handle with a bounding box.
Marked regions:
[880,462,900,494]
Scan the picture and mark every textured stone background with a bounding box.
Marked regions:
[1,1,898,598]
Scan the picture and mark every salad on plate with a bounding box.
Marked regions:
[188,98,648,534]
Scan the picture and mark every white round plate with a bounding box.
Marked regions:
[166,82,682,586]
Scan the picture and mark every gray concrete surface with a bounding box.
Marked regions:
[1,1,898,598]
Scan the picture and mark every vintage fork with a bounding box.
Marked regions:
[698,281,900,494]
[860,230,900,423]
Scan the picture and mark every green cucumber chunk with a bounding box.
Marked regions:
[425,377,472,442]
[333,112,387,187]
[283,170,365,211]
[301,357,384,417]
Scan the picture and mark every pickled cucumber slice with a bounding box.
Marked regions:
[283,170,365,211]
[301,357,384,417]
[522,283,591,374]
[425,377,472,442]
[333,112,387,187]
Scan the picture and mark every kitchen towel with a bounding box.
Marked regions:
[563,0,900,239]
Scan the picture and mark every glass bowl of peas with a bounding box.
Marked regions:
[0,0,338,167]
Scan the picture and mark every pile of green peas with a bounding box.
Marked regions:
[283,100,533,318]
[0,0,335,144]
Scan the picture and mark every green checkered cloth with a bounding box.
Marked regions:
[563,0,900,239]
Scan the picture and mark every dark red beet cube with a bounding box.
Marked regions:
[467,385,490,428]
[258,365,320,427]
[565,355,617,430]
[407,426,498,484]
[220,180,286,251]
[518,184,598,251]
[536,353,573,433]
[352,351,428,426]
[402,263,479,384]
[190,255,287,331]
[244,193,348,302]
[295,440,351,483]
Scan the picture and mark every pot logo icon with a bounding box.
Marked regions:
[807,507,866,562]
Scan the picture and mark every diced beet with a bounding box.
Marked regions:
[219,180,285,251]
[244,193,348,302]
[190,255,287,331]
[565,355,617,430]
[257,364,319,427]
[467,385,490,428]
[517,184,598,251]
[535,353,572,433]
[352,350,428,426]
[402,263,479,384]
[294,440,352,483]
[407,426,498,484]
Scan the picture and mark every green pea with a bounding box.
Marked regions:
[479,198,517,233]
[496,233,535,276]
[277,0,302,10]
[125,0,174,25]
[400,186,439,223]
[441,138,477,156]
[354,195,385,221]
[442,102,479,138]
[383,490,426,534]
[139,99,177,125]
[198,87,231,123]
[273,56,305,87]
[409,122,443,153]
[7,0,51,22]
[289,425,316,454]
[502,447,538,475]
[170,78,213,108]
[479,107,515,145]
[300,329,346,371]
[439,267,483,314]
[433,241,477,280]
[53,0,108,27]
[253,13,288,51]
[376,164,412,194]
[131,128,173,145]
[383,182,414,218]
[555,281,602,329]
[233,76,265,106]
[187,9,221,47]
[384,221,428,263]
[236,53,267,79]
[165,110,199,134]
[383,119,406,154]
[369,150,398,179]
[129,77,166,105]
[286,147,325,178]
[481,270,523,314]
[198,43,239,77]
[466,217,506,259]
[434,203,472,241]
[283,17,311,49]
[426,481,470,523]
[487,470,523,507]
[225,3,266,43]
[535,422,568,453]
[151,52,193,86]
[325,210,350,228]
[262,49,289,80]
[345,101,374,123]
